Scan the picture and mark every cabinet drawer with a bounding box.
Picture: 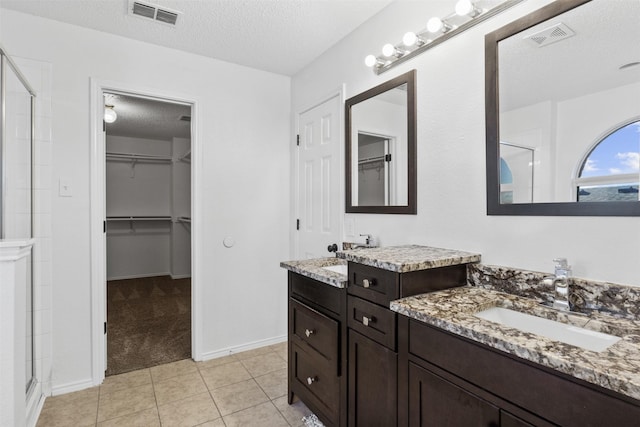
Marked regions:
[292,341,340,420]
[289,271,342,316]
[348,262,398,306]
[290,298,339,373]
[348,296,396,350]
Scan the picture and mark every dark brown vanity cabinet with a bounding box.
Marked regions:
[288,272,347,426]
[347,262,468,426]
[401,316,640,427]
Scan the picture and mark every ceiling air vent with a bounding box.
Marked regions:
[525,23,575,48]
[129,1,181,26]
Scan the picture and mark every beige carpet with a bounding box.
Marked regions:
[106,276,191,376]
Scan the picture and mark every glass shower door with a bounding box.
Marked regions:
[1,50,36,393]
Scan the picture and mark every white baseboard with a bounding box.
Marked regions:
[51,378,95,396]
[26,391,45,427]
[26,381,45,427]
[170,274,191,280]
[199,335,287,362]
[106,272,171,281]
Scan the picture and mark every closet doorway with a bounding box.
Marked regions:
[104,93,192,376]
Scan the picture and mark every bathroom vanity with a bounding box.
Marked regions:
[281,248,640,426]
[281,245,481,426]
[392,287,640,426]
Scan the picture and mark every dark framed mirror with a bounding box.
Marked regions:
[346,70,417,214]
[486,0,640,216]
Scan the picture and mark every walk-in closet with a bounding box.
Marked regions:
[104,93,192,376]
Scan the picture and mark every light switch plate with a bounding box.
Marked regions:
[59,178,72,197]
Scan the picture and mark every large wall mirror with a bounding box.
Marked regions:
[346,70,416,214]
[486,0,640,215]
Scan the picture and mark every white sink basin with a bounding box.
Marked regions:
[474,307,621,352]
[322,264,347,275]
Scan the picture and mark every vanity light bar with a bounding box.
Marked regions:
[365,0,525,75]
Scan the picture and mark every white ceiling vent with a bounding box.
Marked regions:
[525,23,575,48]
[129,1,181,26]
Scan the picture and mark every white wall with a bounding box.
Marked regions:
[2,9,290,392]
[292,0,640,287]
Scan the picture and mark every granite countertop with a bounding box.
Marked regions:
[280,257,348,288]
[390,286,640,401]
[336,245,481,273]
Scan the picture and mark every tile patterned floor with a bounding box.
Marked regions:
[37,342,314,427]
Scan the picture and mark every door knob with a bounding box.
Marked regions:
[305,329,315,337]
[307,376,317,385]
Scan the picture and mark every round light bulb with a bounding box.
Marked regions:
[364,54,378,67]
[403,32,418,47]
[427,17,444,33]
[104,107,117,123]
[382,43,396,57]
[455,0,473,16]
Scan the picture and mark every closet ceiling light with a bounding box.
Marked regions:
[104,105,117,123]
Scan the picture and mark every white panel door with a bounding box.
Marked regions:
[297,95,341,259]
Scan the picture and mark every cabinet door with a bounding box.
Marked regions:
[348,330,397,427]
[409,362,499,427]
[500,410,536,427]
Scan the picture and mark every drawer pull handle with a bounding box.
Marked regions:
[305,329,315,338]
[307,376,317,385]
[362,316,375,326]
[362,278,375,288]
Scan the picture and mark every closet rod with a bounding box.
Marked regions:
[106,216,172,221]
[358,155,386,165]
[106,152,172,162]
[177,216,191,224]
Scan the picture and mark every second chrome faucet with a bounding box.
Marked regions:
[545,258,572,311]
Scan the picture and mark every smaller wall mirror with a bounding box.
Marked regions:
[346,70,417,214]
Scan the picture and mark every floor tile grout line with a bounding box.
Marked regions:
[196,367,226,425]
[38,345,291,427]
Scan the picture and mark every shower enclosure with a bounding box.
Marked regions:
[0,45,37,426]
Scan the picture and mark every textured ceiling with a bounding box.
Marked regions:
[499,0,640,112]
[104,93,191,140]
[0,0,393,76]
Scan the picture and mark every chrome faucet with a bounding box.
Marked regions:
[342,234,378,250]
[549,258,572,311]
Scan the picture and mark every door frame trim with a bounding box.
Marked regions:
[89,78,203,384]
[293,86,345,259]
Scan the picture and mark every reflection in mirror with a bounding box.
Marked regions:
[346,70,416,214]
[486,0,640,215]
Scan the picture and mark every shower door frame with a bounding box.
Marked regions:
[89,79,203,385]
